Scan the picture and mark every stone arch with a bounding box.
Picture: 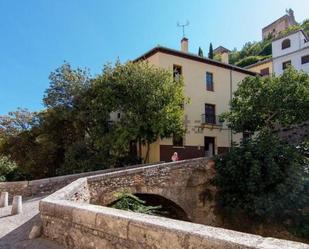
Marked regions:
[108,193,190,222]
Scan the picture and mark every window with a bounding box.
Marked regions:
[204,104,216,124]
[173,65,182,80]
[282,60,292,70]
[173,135,183,147]
[260,67,270,76]
[282,39,291,49]
[301,55,309,64]
[206,72,214,91]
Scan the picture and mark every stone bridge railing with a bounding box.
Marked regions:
[0,162,161,198]
[39,158,309,249]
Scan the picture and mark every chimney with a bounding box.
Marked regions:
[221,51,229,64]
[181,37,188,53]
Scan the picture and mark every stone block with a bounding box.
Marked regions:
[54,202,74,221]
[29,224,42,239]
[0,192,8,207]
[128,220,188,249]
[96,212,129,239]
[11,195,22,215]
[259,237,309,249]
[39,200,56,215]
[72,206,97,228]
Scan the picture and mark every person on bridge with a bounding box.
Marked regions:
[171,152,179,162]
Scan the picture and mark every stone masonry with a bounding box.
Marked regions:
[39,158,309,249]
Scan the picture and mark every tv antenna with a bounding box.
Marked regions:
[177,20,190,38]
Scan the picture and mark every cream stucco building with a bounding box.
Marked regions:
[245,58,273,76]
[135,38,256,162]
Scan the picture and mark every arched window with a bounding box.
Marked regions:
[282,39,291,49]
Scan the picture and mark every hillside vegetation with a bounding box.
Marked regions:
[223,19,309,68]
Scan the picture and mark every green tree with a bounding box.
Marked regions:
[216,67,309,237]
[198,47,204,57]
[0,108,37,138]
[222,67,309,133]
[0,63,98,179]
[87,61,186,163]
[214,132,307,219]
[208,43,214,59]
[43,62,90,108]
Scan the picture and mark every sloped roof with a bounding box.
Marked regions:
[245,58,273,69]
[134,46,257,76]
[213,46,231,54]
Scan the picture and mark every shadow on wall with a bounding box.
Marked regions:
[108,193,190,222]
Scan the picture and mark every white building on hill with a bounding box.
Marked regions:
[272,29,309,75]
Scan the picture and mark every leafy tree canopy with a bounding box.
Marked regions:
[87,61,186,162]
[0,108,37,138]
[214,132,307,219]
[222,67,309,133]
[43,62,90,108]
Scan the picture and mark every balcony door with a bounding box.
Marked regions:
[205,104,216,124]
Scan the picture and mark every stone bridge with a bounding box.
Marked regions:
[39,158,308,249]
[86,157,217,224]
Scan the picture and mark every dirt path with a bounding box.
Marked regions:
[0,196,63,249]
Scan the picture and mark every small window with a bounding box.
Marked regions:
[173,65,182,80]
[301,55,309,64]
[282,60,292,70]
[173,136,183,147]
[260,68,270,76]
[282,39,291,49]
[206,72,214,91]
[117,113,121,119]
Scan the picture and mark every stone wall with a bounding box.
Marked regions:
[39,158,309,249]
[0,162,161,198]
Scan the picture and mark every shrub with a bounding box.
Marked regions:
[235,55,270,67]
[214,132,306,220]
[0,156,18,181]
[111,190,161,215]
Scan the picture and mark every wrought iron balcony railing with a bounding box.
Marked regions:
[201,114,223,126]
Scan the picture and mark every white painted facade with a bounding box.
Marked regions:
[272,30,309,75]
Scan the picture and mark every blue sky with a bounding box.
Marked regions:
[0,0,308,114]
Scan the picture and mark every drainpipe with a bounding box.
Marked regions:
[229,69,233,147]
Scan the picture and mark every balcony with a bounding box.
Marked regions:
[201,114,223,127]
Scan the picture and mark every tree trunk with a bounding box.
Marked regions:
[138,137,142,160]
[144,142,150,164]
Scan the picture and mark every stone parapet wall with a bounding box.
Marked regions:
[0,162,161,198]
[40,194,308,249]
[39,158,309,249]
